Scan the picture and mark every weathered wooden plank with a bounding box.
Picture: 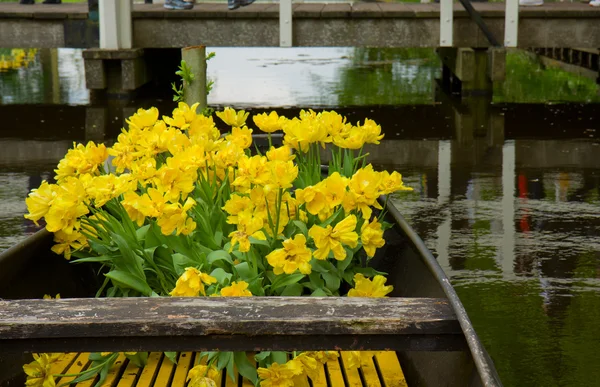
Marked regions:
[0,297,458,340]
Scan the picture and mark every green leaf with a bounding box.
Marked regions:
[322,272,341,293]
[234,352,258,384]
[105,270,152,296]
[210,268,232,286]
[271,351,288,366]
[292,220,308,236]
[172,253,198,276]
[308,272,325,289]
[235,262,253,281]
[336,248,354,273]
[136,224,150,242]
[311,288,329,296]
[125,352,148,368]
[225,353,236,383]
[71,255,114,264]
[217,352,233,370]
[280,283,304,296]
[164,352,178,365]
[207,250,233,265]
[254,352,271,362]
[249,236,270,248]
[270,273,305,291]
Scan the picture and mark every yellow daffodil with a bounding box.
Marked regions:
[170,267,216,297]
[347,273,393,297]
[295,185,326,215]
[216,107,249,127]
[322,172,347,208]
[344,165,383,219]
[266,234,312,275]
[51,230,88,260]
[253,111,286,133]
[227,126,253,150]
[157,197,196,236]
[55,141,108,182]
[42,294,60,300]
[308,215,358,261]
[189,114,219,140]
[127,107,159,131]
[379,170,413,194]
[266,145,295,162]
[360,218,385,258]
[228,211,266,253]
[257,362,295,387]
[187,364,220,387]
[24,181,58,226]
[301,351,339,365]
[223,194,254,224]
[220,281,252,296]
[44,178,89,235]
[361,118,385,144]
[266,160,298,190]
[23,353,58,387]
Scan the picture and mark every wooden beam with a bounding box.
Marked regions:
[0,297,461,353]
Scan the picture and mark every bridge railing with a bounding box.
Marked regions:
[98,0,520,50]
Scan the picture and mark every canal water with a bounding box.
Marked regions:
[1,47,599,387]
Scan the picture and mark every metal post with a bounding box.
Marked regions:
[280,0,293,47]
[501,140,515,277]
[504,0,518,48]
[440,0,453,47]
[99,0,132,49]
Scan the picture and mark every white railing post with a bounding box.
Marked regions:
[440,0,453,47]
[99,0,133,49]
[504,0,518,47]
[280,0,293,47]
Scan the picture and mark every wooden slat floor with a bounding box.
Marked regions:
[51,351,408,387]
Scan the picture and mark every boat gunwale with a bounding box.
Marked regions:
[383,196,503,387]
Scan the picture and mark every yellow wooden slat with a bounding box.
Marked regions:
[135,352,163,387]
[359,354,382,387]
[374,352,408,387]
[50,353,79,376]
[340,352,363,387]
[57,353,90,386]
[171,352,194,387]
[309,362,328,387]
[325,356,346,387]
[76,354,127,387]
[115,358,142,387]
[153,354,176,387]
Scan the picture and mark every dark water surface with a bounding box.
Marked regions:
[1,47,600,387]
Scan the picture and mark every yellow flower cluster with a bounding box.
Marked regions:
[0,49,36,72]
[257,351,339,387]
[24,104,413,386]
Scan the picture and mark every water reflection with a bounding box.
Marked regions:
[389,137,600,387]
[0,48,88,105]
[1,47,597,106]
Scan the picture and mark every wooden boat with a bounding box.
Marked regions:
[0,200,503,387]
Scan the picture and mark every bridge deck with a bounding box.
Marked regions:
[0,2,599,48]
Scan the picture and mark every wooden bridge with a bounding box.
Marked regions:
[0,2,599,49]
